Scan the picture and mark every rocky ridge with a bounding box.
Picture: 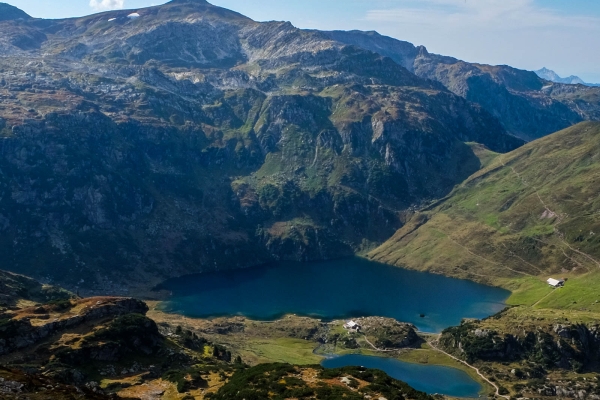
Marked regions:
[325,30,600,141]
[0,297,149,356]
[0,270,73,311]
[0,281,227,397]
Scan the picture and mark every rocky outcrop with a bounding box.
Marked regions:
[357,317,421,349]
[439,320,600,371]
[0,367,115,399]
[0,298,148,356]
[332,317,421,350]
[55,313,163,363]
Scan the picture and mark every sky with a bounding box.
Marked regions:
[4,0,600,83]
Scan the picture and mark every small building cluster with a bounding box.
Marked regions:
[343,320,361,331]
[547,278,565,288]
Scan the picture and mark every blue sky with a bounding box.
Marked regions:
[5,0,600,82]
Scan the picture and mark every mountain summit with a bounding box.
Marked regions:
[0,2,31,20]
[168,0,210,3]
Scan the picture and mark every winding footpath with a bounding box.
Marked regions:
[361,334,395,353]
[501,155,600,271]
[359,331,508,399]
[427,339,509,400]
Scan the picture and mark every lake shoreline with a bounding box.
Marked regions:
[156,257,510,333]
[148,258,511,397]
[147,303,493,397]
[322,353,484,398]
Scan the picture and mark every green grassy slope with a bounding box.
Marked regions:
[368,121,600,305]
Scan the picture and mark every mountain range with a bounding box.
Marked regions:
[2,1,600,398]
[0,0,599,294]
[535,67,600,87]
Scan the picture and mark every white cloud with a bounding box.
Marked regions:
[89,0,126,11]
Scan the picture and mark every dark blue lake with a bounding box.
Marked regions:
[322,354,482,398]
[157,257,509,333]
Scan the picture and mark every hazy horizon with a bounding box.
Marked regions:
[4,0,600,83]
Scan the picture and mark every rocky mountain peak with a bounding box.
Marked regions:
[416,45,429,57]
[534,67,599,86]
[0,3,31,21]
[157,0,251,22]
[164,0,215,8]
[168,0,210,3]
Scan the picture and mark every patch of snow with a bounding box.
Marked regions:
[127,12,140,19]
[108,18,116,22]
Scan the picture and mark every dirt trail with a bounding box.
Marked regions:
[443,233,533,277]
[532,287,557,308]
[427,339,509,399]
[357,331,507,399]
[501,156,600,271]
[360,334,395,353]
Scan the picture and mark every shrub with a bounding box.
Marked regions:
[163,368,208,393]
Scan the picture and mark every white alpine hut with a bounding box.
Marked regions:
[547,278,565,288]
[344,320,361,331]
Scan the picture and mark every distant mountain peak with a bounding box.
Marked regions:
[0,3,32,21]
[535,67,598,86]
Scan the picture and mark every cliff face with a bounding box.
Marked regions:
[0,1,526,291]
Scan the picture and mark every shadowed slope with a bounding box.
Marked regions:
[0,3,31,21]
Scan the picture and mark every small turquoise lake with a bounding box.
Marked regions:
[157,257,509,333]
[322,354,482,398]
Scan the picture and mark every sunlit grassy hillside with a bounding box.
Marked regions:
[369,121,600,307]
